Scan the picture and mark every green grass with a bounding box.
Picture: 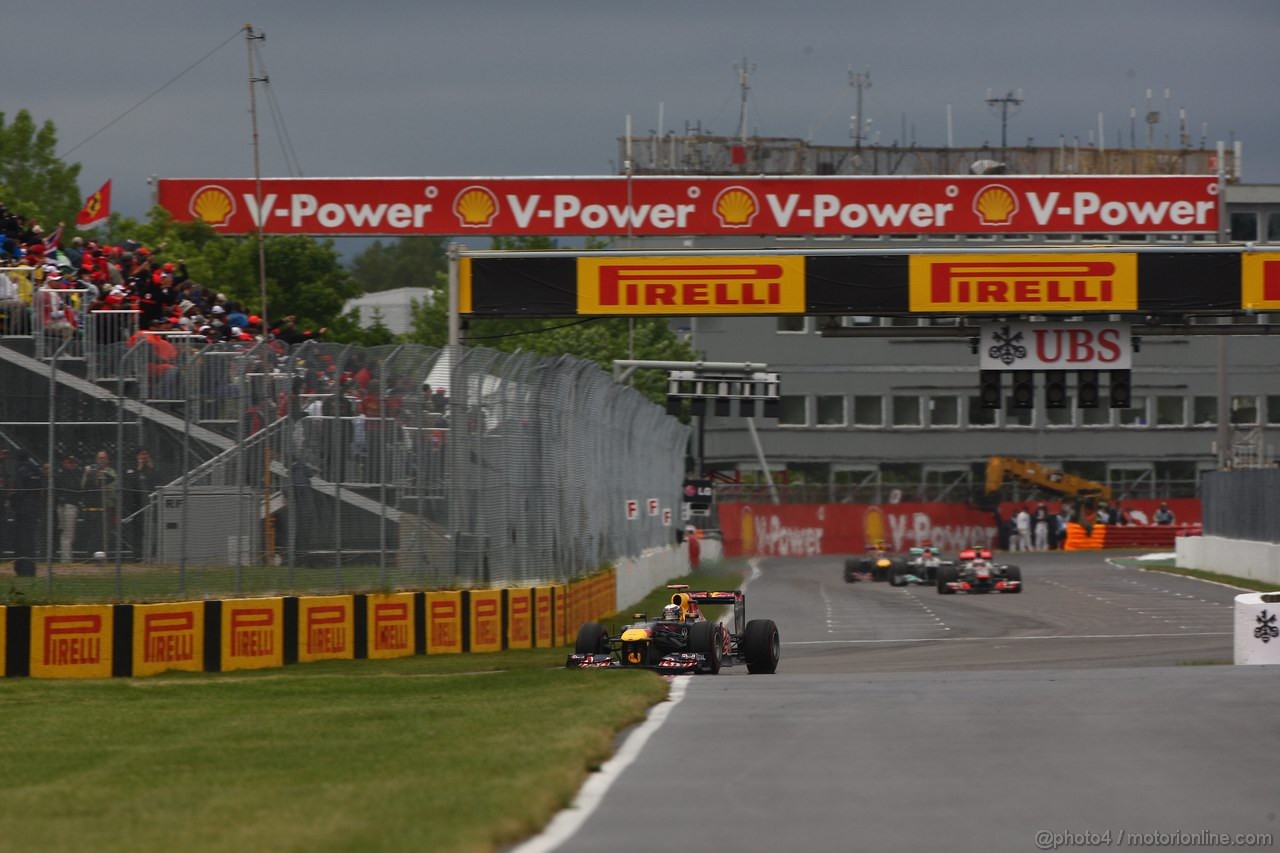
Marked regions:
[1112,557,1279,593]
[0,648,667,852]
[2,564,458,606]
[0,565,753,850]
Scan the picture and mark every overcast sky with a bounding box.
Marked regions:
[9,0,1279,227]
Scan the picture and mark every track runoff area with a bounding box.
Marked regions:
[156,175,1277,848]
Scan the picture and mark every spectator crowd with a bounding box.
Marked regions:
[2,202,325,345]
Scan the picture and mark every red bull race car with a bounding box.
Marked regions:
[566,585,781,674]
[936,547,1023,594]
[844,542,906,583]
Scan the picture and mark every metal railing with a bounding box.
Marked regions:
[2,341,690,602]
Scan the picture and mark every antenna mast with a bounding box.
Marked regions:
[733,57,755,145]
[849,67,871,152]
[985,88,1023,154]
[246,24,269,334]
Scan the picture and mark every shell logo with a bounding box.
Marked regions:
[862,505,886,547]
[454,186,499,228]
[189,185,236,227]
[973,184,1018,226]
[740,506,756,555]
[712,186,760,228]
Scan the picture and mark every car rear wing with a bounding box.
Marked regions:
[687,590,746,635]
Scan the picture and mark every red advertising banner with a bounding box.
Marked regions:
[718,499,1201,558]
[156,176,1218,237]
[720,502,999,559]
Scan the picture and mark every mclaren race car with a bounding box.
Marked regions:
[844,542,906,583]
[888,545,955,586]
[566,585,781,674]
[936,549,1022,594]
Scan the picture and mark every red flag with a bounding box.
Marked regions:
[75,180,111,230]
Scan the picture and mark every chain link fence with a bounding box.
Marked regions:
[0,341,689,602]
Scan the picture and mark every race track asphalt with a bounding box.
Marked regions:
[544,552,1280,852]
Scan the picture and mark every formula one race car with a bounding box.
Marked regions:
[936,548,1022,594]
[844,542,906,583]
[888,545,955,586]
[566,585,781,674]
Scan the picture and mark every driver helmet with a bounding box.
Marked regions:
[662,604,681,622]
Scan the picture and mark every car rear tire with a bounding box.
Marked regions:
[844,558,860,582]
[936,565,958,595]
[889,567,907,587]
[688,621,722,674]
[574,622,609,655]
[743,619,780,674]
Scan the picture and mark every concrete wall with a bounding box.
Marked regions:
[611,539,726,612]
[1177,535,1280,587]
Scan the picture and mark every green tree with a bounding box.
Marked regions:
[199,233,358,331]
[349,236,448,293]
[0,110,82,231]
[325,307,399,346]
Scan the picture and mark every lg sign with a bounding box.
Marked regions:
[979,322,1131,370]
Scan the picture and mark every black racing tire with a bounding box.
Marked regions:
[688,620,722,674]
[743,619,780,674]
[1002,565,1023,592]
[844,558,860,582]
[889,567,907,587]
[574,622,610,655]
[936,564,958,595]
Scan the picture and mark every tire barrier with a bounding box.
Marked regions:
[0,568,615,679]
[1063,522,1202,551]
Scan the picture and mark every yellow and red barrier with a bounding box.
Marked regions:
[1064,522,1202,551]
[1,568,617,679]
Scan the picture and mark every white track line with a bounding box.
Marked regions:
[513,676,691,853]
[788,631,1229,646]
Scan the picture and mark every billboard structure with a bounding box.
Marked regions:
[157,175,1220,237]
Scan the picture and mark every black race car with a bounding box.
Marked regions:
[566,585,780,674]
[844,543,906,583]
[936,548,1023,594]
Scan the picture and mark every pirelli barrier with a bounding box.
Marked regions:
[461,249,1280,318]
[0,569,614,679]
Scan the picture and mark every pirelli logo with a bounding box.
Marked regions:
[44,614,103,667]
[1242,253,1280,309]
[372,602,410,652]
[230,608,275,658]
[909,253,1138,313]
[577,256,806,315]
[144,611,196,664]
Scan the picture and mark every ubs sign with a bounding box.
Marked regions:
[979,321,1132,370]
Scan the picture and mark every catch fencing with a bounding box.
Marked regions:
[1201,469,1280,544]
[1,340,689,602]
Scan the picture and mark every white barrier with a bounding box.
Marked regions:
[611,537,727,613]
[1176,535,1280,586]
[613,546,690,613]
[1234,592,1280,664]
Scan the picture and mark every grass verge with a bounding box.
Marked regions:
[1112,556,1278,593]
[0,565,753,851]
[0,648,666,852]
[3,564,444,606]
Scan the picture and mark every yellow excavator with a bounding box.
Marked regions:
[985,457,1113,501]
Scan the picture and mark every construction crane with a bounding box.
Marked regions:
[985,456,1113,501]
